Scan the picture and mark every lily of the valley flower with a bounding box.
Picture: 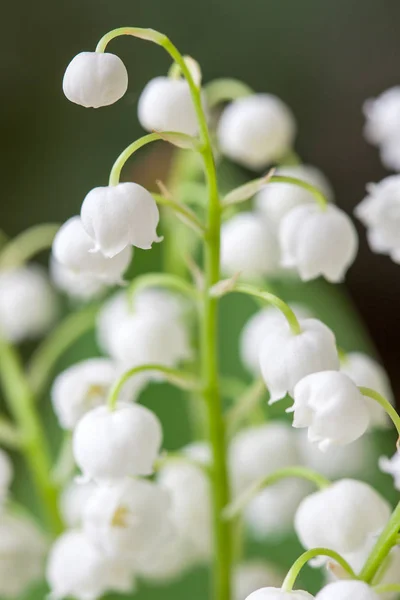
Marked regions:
[81,183,161,257]
[50,258,106,301]
[279,204,358,282]
[363,86,400,147]
[380,450,400,490]
[244,588,314,600]
[315,581,379,600]
[63,52,128,108]
[73,403,162,482]
[234,561,284,600]
[59,480,97,528]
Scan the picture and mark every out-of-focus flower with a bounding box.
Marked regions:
[135,533,194,584]
[63,52,128,108]
[363,87,400,146]
[50,258,106,301]
[380,450,400,490]
[244,588,314,600]
[316,581,379,600]
[59,480,97,528]
[234,561,284,600]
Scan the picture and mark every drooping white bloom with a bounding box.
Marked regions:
[291,371,370,450]
[0,265,58,343]
[244,588,314,600]
[0,512,47,599]
[52,216,132,284]
[340,352,394,427]
[240,303,313,376]
[0,449,13,502]
[81,183,161,257]
[355,176,400,261]
[158,461,212,561]
[138,76,202,136]
[50,258,106,301]
[220,212,280,278]
[73,402,162,482]
[83,478,172,561]
[259,318,339,403]
[316,581,379,600]
[136,533,194,584]
[279,205,358,282]
[51,358,144,430]
[297,430,372,480]
[46,530,135,600]
[379,136,400,171]
[255,165,334,226]
[59,480,97,528]
[234,561,284,600]
[217,94,296,170]
[380,450,400,490]
[363,87,400,146]
[63,52,128,108]
[294,479,391,562]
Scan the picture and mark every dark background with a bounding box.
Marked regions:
[1,1,400,598]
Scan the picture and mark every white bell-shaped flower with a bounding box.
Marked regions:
[240,303,313,376]
[0,265,58,343]
[363,86,400,146]
[297,430,372,480]
[234,561,284,600]
[73,402,162,482]
[220,212,280,278]
[217,94,296,170]
[52,216,132,284]
[51,358,144,430]
[135,532,195,584]
[138,76,203,136]
[0,512,47,599]
[46,529,135,600]
[81,183,161,257]
[380,450,400,490]
[259,318,339,403]
[63,52,128,108]
[294,479,391,561]
[379,136,400,171]
[340,352,394,427]
[59,480,97,528]
[316,581,379,600]
[291,371,370,450]
[244,588,314,600]
[255,165,334,227]
[157,461,212,561]
[50,258,106,301]
[355,176,400,261]
[279,204,358,282]
[0,449,13,503]
[83,478,172,561]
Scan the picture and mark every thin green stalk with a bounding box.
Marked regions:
[269,175,328,210]
[0,337,63,534]
[359,387,400,439]
[128,272,199,305]
[0,223,60,269]
[108,132,163,186]
[153,193,206,235]
[374,584,400,594]
[282,548,357,591]
[204,78,254,108]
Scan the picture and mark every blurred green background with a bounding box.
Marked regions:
[1,0,400,598]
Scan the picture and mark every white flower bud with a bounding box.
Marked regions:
[221,212,280,279]
[50,258,106,301]
[355,176,400,261]
[255,165,334,226]
[217,94,296,170]
[83,478,172,561]
[138,76,203,136]
[234,561,284,600]
[363,87,400,146]
[52,216,132,284]
[136,533,194,584]
[294,479,391,561]
[291,371,370,450]
[259,318,339,403]
[316,581,379,600]
[63,52,128,108]
[0,265,58,343]
[0,449,13,502]
[73,403,162,482]
[81,183,161,257]
[182,441,212,467]
[340,352,394,427]
[158,461,212,562]
[244,588,314,600]
[46,530,135,600]
[51,358,144,430]
[380,450,400,490]
[279,205,358,282]
[59,480,97,528]
[0,512,47,598]
[240,303,313,376]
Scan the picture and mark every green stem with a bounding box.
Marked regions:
[359,501,400,583]
[204,78,254,108]
[153,193,206,235]
[282,548,357,591]
[374,584,400,594]
[108,364,201,410]
[0,223,60,269]
[0,415,23,449]
[269,175,328,210]
[0,337,63,534]
[359,387,400,439]
[108,132,163,186]
[128,272,199,305]
[223,467,330,521]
